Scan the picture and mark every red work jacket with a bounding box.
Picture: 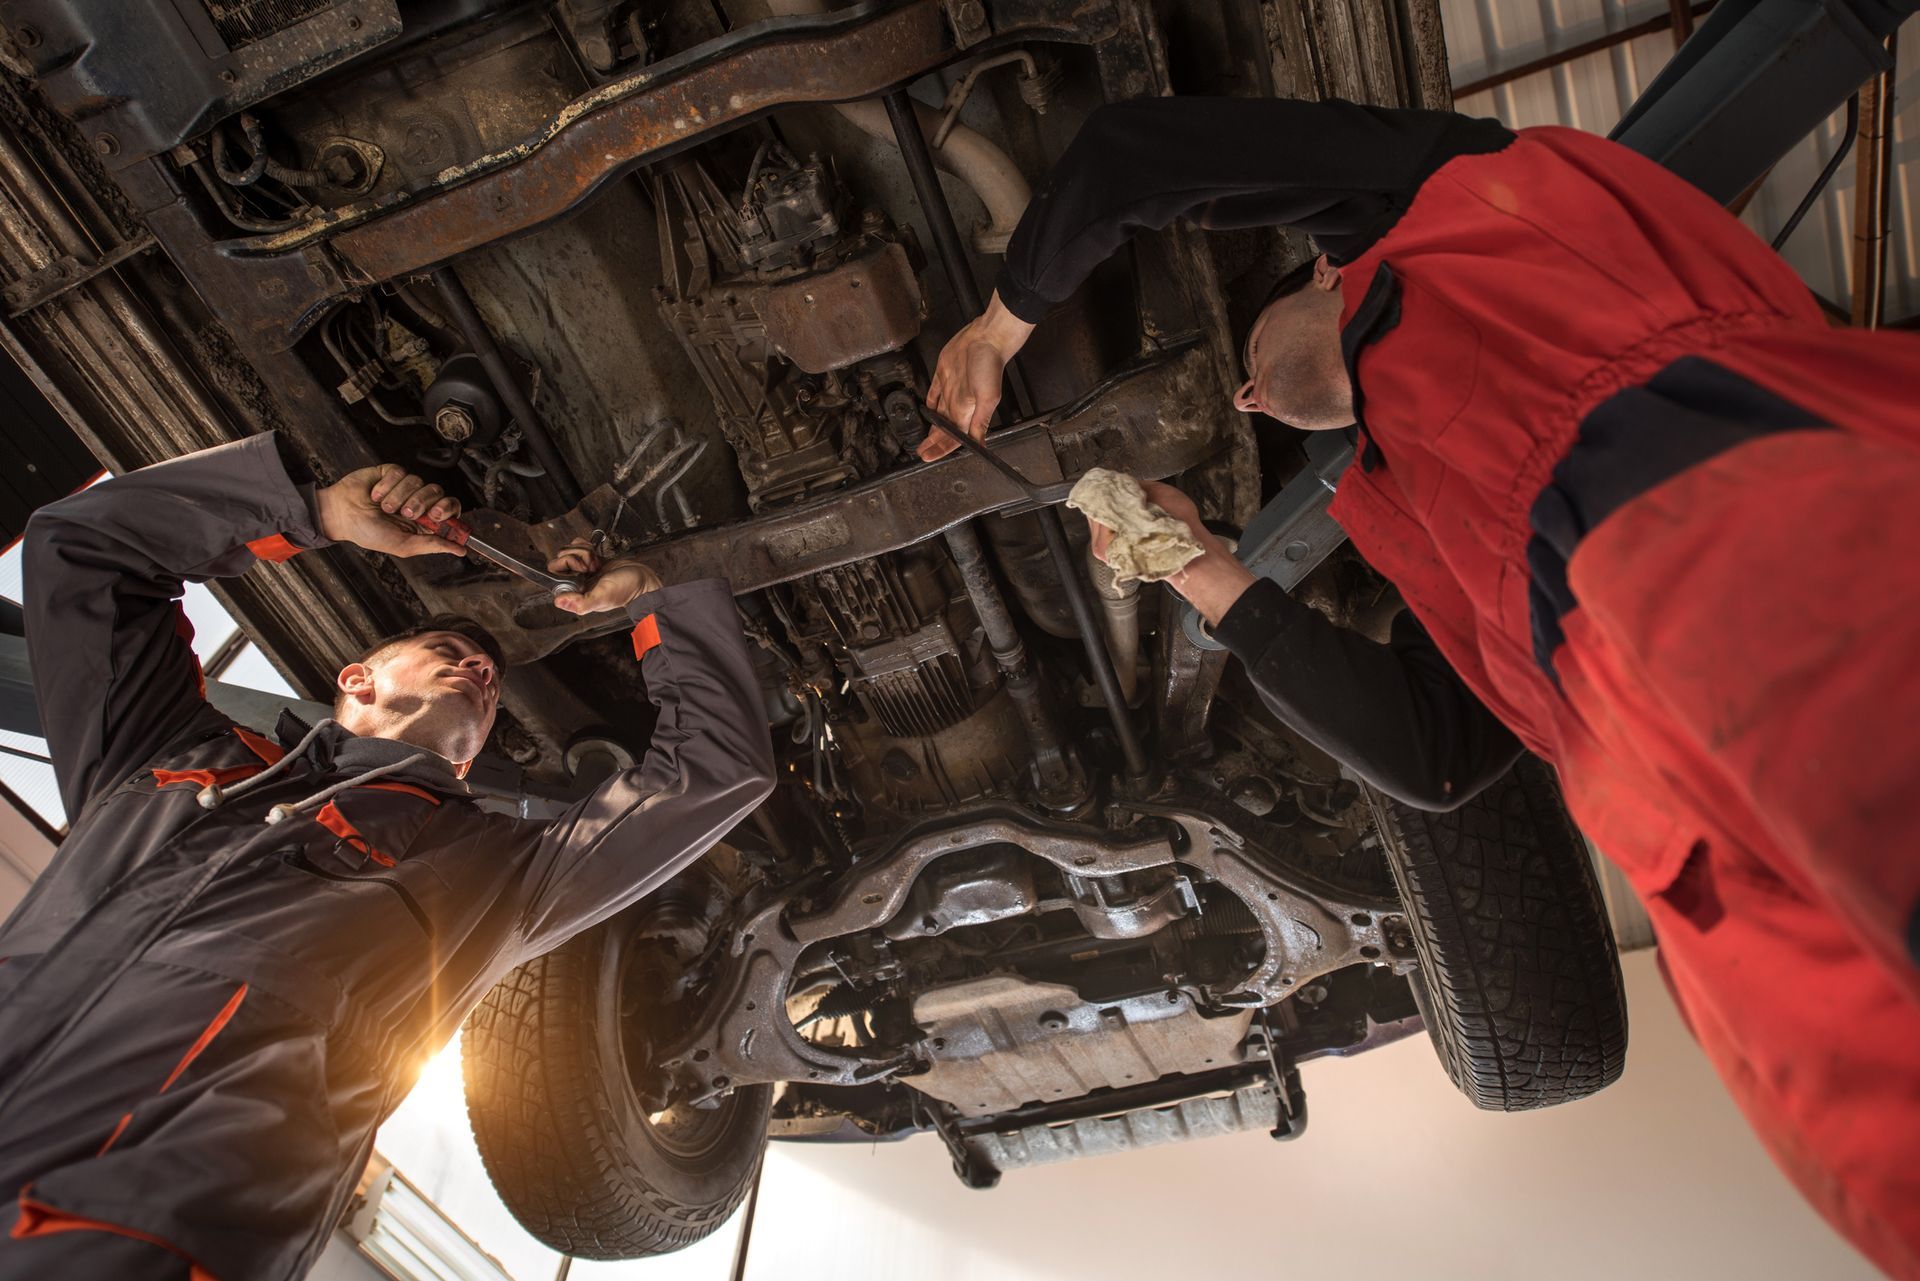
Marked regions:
[1324,126,1906,895]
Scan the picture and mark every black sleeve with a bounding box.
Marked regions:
[994,96,1513,323]
[1214,578,1521,811]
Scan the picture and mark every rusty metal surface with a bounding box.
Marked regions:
[435,345,1225,665]
[207,0,1127,331]
[10,0,402,169]
[233,2,954,282]
[0,97,392,694]
[758,240,924,374]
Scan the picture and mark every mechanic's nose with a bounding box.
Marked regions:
[462,654,495,686]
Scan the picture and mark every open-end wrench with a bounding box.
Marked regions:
[919,401,1076,509]
[413,512,582,597]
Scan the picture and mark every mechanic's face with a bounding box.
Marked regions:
[1232,258,1354,431]
[336,631,499,765]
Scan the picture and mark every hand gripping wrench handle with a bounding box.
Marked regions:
[413,512,582,597]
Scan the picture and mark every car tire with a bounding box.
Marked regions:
[462,917,770,1259]
[1368,755,1628,1110]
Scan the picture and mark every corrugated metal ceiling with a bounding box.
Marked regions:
[1441,0,1917,322]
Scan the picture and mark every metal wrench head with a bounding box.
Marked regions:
[414,512,582,596]
[463,534,582,597]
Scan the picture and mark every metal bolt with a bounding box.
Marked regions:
[434,403,476,442]
[219,69,237,84]
[94,133,119,158]
[346,14,362,30]
[957,0,987,31]
[14,26,40,49]
[1038,1010,1068,1031]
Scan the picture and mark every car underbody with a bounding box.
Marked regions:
[0,0,1627,1257]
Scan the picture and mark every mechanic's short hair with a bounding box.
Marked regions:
[334,615,506,710]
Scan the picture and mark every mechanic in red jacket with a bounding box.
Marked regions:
[0,436,775,1280]
[928,97,1920,1278]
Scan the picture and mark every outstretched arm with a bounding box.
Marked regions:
[997,96,1504,322]
[513,556,776,955]
[23,434,462,815]
[924,96,1510,455]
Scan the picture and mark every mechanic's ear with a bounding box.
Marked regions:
[1312,254,1341,291]
[336,661,377,708]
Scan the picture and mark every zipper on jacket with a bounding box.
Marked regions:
[283,849,434,938]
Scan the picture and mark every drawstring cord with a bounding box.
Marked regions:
[196,718,334,810]
[265,753,431,826]
[194,717,431,827]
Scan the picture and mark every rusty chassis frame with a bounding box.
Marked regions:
[195,0,1120,343]
[443,342,1226,665]
[649,794,1410,1107]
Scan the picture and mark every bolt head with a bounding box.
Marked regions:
[957,0,987,29]
[94,133,119,158]
[434,403,477,442]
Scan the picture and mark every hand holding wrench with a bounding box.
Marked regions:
[412,512,583,597]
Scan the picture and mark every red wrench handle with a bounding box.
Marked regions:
[413,512,472,547]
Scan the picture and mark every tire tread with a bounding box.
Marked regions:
[1373,757,1628,1110]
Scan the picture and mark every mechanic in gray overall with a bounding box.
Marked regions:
[0,433,775,1280]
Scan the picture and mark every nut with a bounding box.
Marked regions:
[434,403,477,442]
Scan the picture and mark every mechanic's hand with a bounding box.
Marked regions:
[1087,480,1256,626]
[547,538,664,615]
[316,463,466,558]
[921,290,1036,462]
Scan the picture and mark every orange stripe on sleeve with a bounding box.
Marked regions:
[631,614,662,660]
[245,533,301,563]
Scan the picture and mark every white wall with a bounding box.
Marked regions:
[729,952,1876,1281]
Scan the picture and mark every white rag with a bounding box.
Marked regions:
[1065,468,1205,585]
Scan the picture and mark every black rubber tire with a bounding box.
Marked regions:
[461,920,770,1259]
[1369,755,1628,1111]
